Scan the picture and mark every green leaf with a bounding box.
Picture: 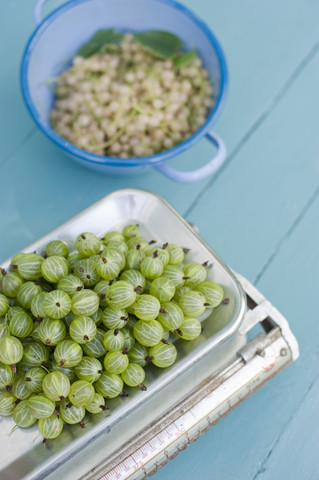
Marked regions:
[133,30,184,59]
[77,29,124,58]
[174,49,197,68]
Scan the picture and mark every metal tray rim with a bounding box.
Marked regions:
[1,188,246,480]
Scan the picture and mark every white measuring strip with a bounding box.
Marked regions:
[98,335,288,480]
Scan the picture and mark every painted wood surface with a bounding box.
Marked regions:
[0,1,318,479]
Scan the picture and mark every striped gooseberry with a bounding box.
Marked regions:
[85,392,108,414]
[17,281,42,309]
[74,258,101,287]
[44,240,69,258]
[13,399,37,427]
[105,281,136,309]
[42,371,70,401]
[165,244,184,265]
[133,320,164,347]
[103,351,129,374]
[0,271,23,297]
[121,363,146,389]
[69,316,97,344]
[127,342,149,367]
[176,317,202,340]
[149,342,177,368]
[103,329,125,352]
[9,311,33,338]
[0,336,23,371]
[24,367,47,393]
[41,256,69,283]
[28,394,56,419]
[149,277,175,303]
[71,289,99,316]
[0,392,17,416]
[0,293,9,316]
[59,400,85,425]
[75,232,101,257]
[74,356,103,383]
[122,224,140,239]
[38,317,66,346]
[157,302,184,330]
[178,291,209,317]
[140,254,163,280]
[101,306,128,330]
[38,413,64,442]
[43,290,72,319]
[22,342,49,368]
[195,281,224,308]
[57,274,84,296]
[68,380,95,406]
[131,294,160,321]
[53,339,83,367]
[183,262,207,288]
[17,253,43,280]
[82,328,107,358]
[94,372,123,398]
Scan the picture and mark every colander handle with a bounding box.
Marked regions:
[33,0,50,25]
[155,131,226,183]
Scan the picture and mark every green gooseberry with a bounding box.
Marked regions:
[71,289,99,316]
[17,281,42,309]
[38,317,66,346]
[17,253,44,280]
[82,328,107,358]
[0,293,10,316]
[69,316,97,344]
[54,339,83,367]
[103,351,129,374]
[75,232,101,257]
[74,258,101,287]
[24,367,47,393]
[42,371,70,401]
[74,356,103,383]
[68,380,95,406]
[30,291,48,320]
[57,274,84,296]
[22,342,49,368]
[0,271,24,297]
[28,394,56,419]
[0,336,24,371]
[85,392,108,414]
[43,290,72,319]
[59,400,85,424]
[13,399,37,427]
[121,363,146,389]
[44,239,69,258]
[122,224,140,239]
[0,392,17,416]
[94,372,123,398]
[38,413,64,441]
[41,255,69,283]
[149,342,177,368]
[9,311,33,338]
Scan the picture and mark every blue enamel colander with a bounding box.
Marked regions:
[21,0,228,183]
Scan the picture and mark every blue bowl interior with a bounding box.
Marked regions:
[22,0,227,167]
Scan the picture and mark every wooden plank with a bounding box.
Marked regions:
[0,0,319,208]
[152,191,319,479]
[186,50,319,281]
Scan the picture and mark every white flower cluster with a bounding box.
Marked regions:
[50,34,214,157]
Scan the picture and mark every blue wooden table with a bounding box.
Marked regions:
[1,1,319,478]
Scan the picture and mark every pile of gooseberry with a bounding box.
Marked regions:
[0,224,224,444]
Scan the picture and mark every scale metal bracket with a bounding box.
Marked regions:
[84,273,299,480]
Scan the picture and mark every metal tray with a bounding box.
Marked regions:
[0,189,246,480]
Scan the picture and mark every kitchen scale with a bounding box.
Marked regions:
[0,190,298,480]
